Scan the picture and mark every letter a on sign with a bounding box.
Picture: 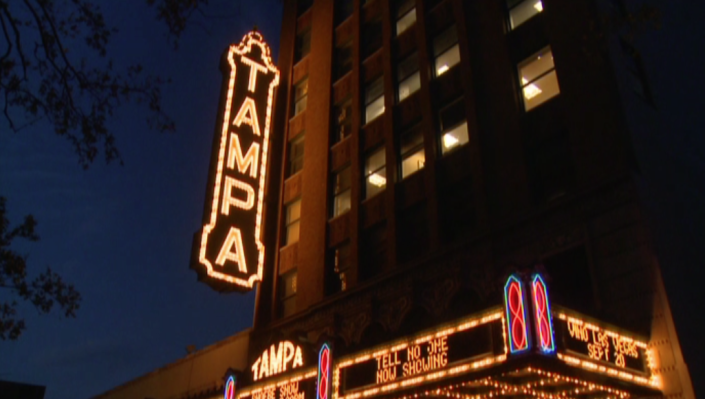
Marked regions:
[191,31,280,292]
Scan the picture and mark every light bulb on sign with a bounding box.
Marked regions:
[534,1,543,12]
[438,65,449,75]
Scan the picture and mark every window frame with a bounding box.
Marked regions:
[294,28,312,62]
[395,0,416,36]
[333,242,352,291]
[364,77,385,124]
[292,77,309,117]
[517,46,560,111]
[507,0,544,30]
[279,269,298,317]
[333,97,353,143]
[331,166,352,217]
[399,124,425,179]
[438,97,470,155]
[397,52,421,103]
[284,199,302,245]
[432,25,461,77]
[288,134,305,176]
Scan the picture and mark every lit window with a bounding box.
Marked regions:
[433,26,460,77]
[507,0,544,30]
[295,29,311,62]
[293,78,308,116]
[333,98,352,143]
[397,52,420,102]
[400,125,425,178]
[332,167,352,216]
[288,135,305,176]
[439,98,469,154]
[396,0,416,36]
[333,243,351,291]
[280,270,297,317]
[518,47,560,111]
[364,147,386,199]
[284,199,301,245]
[364,77,385,124]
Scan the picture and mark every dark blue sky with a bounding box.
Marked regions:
[1,1,282,398]
[2,1,705,398]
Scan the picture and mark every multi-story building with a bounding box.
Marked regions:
[254,0,694,397]
[96,0,695,398]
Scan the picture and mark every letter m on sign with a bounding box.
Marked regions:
[191,31,280,292]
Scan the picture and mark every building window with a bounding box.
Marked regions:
[295,29,311,62]
[362,16,383,59]
[333,242,352,291]
[333,97,352,143]
[334,40,353,80]
[332,167,352,217]
[399,125,425,178]
[518,47,559,111]
[439,98,469,154]
[288,135,305,176]
[293,78,309,116]
[364,77,385,124]
[280,270,297,317]
[397,52,420,102]
[433,25,460,77]
[396,0,416,36]
[507,0,543,30]
[335,0,354,24]
[297,0,313,15]
[364,147,386,199]
[284,199,301,245]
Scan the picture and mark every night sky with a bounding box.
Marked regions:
[1,1,704,399]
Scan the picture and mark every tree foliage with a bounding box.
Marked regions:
[0,197,81,340]
[0,0,207,168]
[0,0,208,339]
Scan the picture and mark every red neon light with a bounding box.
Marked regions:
[504,276,528,353]
[224,376,236,399]
[532,276,554,352]
[318,345,330,399]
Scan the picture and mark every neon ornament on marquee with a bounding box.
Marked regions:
[318,344,331,399]
[225,375,236,399]
[531,274,555,353]
[504,275,529,353]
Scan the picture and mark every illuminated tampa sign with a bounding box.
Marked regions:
[252,341,305,382]
[193,31,280,291]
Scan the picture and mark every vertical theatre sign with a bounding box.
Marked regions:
[192,31,280,291]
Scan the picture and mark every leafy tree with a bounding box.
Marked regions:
[0,197,81,340]
[0,0,207,339]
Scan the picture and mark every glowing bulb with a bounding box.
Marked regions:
[523,84,542,100]
[438,65,449,75]
[368,174,387,187]
[534,1,543,12]
[443,134,459,148]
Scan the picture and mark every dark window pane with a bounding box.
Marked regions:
[295,29,311,61]
[433,25,458,57]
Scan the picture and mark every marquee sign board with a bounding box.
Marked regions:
[554,313,648,374]
[192,31,280,292]
[335,312,506,398]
